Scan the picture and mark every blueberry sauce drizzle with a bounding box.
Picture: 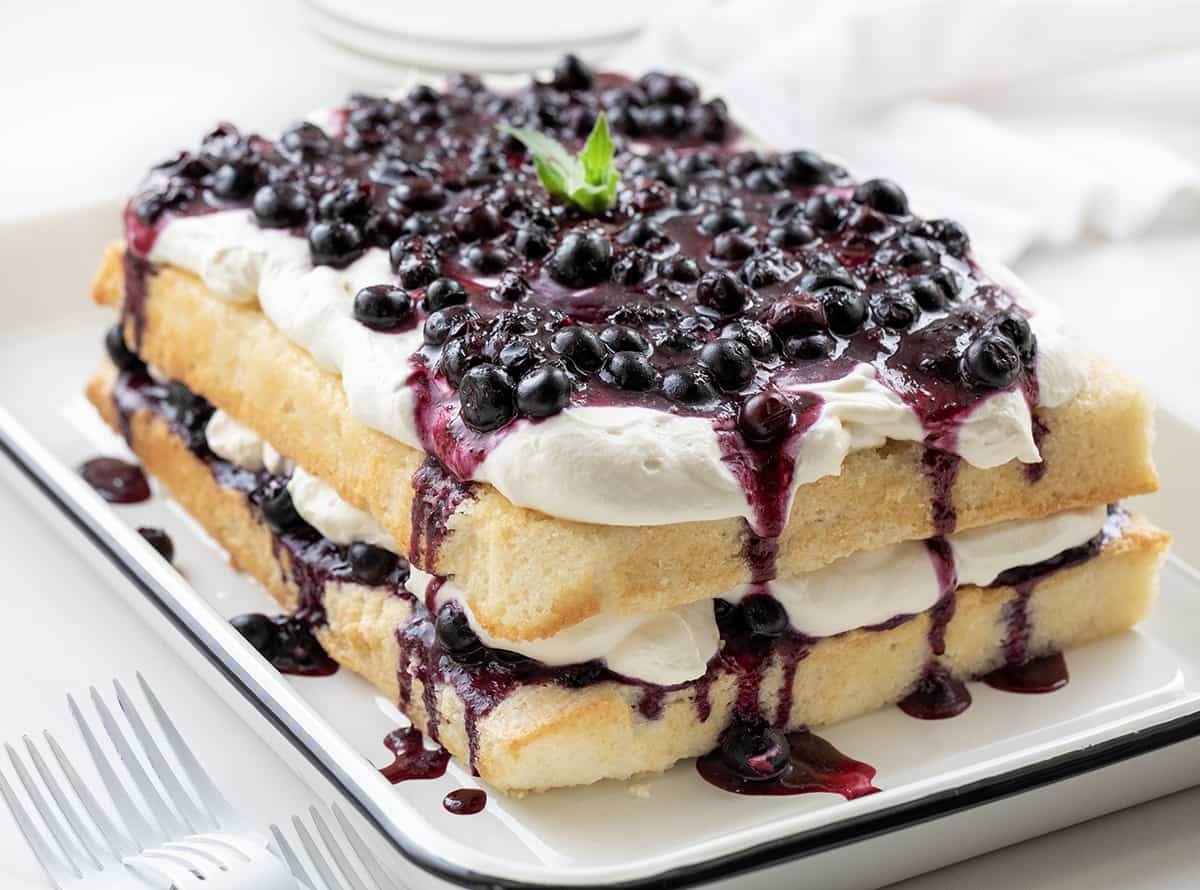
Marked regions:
[121,57,1049,588]
[79,457,151,504]
[443,788,487,815]
[409,456,476,570]
[898,665,972,720]
[380,727,450,782]
[697,729,880,799]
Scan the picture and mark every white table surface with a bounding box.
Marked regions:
[2,2,1198,887]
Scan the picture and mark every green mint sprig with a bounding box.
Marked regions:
[499,112,620,215]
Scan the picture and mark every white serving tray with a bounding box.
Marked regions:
[2,202,1200,890]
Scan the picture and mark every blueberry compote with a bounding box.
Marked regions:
[231,613,339,677]
[380,727,450,783]
[79,457,151,504]
[121,55,1045,563]
[443,788,487,815]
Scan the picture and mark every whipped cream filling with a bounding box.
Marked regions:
[203,409,1109,686]
[155,203,1089,528]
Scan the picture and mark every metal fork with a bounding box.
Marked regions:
[0,734,143,888]
[270,804,396,890]
[124,833,299,889]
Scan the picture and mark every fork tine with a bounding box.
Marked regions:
[125,851,201,886]
[332,803,391,890]
[271,824,318,890]
[90,686,187,839]
[136,672,236,828]
[22,736,103,871]
[6,742,89,878]
[158,839,230,871]
[295,813,347,890]
[44,730,138,859]
[69,691,164,848]
[0,761,75,888]
[113,678,210,833]
[311,806,370,890]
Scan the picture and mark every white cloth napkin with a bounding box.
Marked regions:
[617,0,1200,262]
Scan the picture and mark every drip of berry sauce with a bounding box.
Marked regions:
[983,652,1069,693]
[697,726,879,799]
[443,788,487,815]
[898,664,973,719]
[79,457,151,504]
[380,727,450,783]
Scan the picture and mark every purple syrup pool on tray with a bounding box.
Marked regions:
[380,727,450,783]
[443,788,487,815]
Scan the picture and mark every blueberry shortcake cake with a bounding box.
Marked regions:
[87,56,1168,795]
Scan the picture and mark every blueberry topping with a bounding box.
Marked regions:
[514,225,552,259]
[557,661,605,688]
[698,338,755,391]
[549,230,613,287]
[721,319,776,358]
[435,604,484,663]
[424,277,468,312]
[767,219,816,248]
[347,542,399,585]
[804,192,849,231]
[659,255,701,283]
[696,270,750,316]
[820,286,868,334]
[783,332,834,360]
[459,364,516,432]
[871,288,920,330]
[211,162,257,200]
[424,306,475,347]
[137,526,174,562]
[353,285,413,331]
[550,327,606,371]
[712,231,756,262]
[466,244,511,274]
[618,219,666,248]
[720,721,791,780]
[396,252,439,289]
[391,177,446,211]
[739,391,796,443]
[764,295,827,338]
[440,338,481,387]
[741,593,789,636]
[610,249,653,285]
[279,122,330,161]
[963,332,1022,389]
[491,270,532,303]
[104,324,143,372]
[260,483,303,535]
[698,206,748,236]
[854,178,909,215]
[252,183,309,228]
[452,202,504,241]
[777,150,834,187]
[991,310,1036,363]
[516,364,572,417]
[308,221,365,269]
[909,277,948,311]
[231,613,275,653]
[599,325,649,354]
[317,181,372,224]
[662,367,719,404]
[601,351,660,391]
[551,53,594,91]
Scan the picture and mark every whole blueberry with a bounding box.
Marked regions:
[610,249,652,285]
[551,326,606,372]
[391,177,446,211]
[720,721,791,780]
[804,192,849,231]
[602,351,660,391]
[424,277,468,312]
[104,324,143,372]
[777,149,834,187]
[871,288,920,330]
[784,332,835,360]
[440,338,482,387]
[698,206,748,236]
[279,122,330,161]
[549,230,613,287]
[854,178,909,215]
[211,162,257,200]
[696,270,750,317]
[552,53,593,91]
[745,168,784,193]
[423,306,475,347]
[514,225,552,259]
[348,542,399,584]
[741,256,785,288]
[909,277,948,311]
[662,367,719,404]
[452,202,504,242]
[741,593,789,636]
[699,338,755,391]
[618,219,665,248]
[712,231,756,262]
[767,220,816,248]
[466,244,511,274]
[309,221,365,269]
[491,270,532,303]
[963,332,1022,389]
[820,286,868,335]
[459,364,516,432]
[137,526,174,563]
[722,319,776,358]
[990,310,1037,363]
[659,255,701,283]
[253,183,309,228]
[231,613,276,654]
[739,391,796,443]
[397,253,439,289]
[353,285,413,331]
[260,484,303,535]
[435,604,483,662]
[599,325,649,354]
[516,364,572,417]
[763,296,827,338]
[317,181,372,224]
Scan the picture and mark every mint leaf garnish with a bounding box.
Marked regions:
[499,113,620,215]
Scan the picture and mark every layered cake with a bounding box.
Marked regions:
[86,56,1168,794]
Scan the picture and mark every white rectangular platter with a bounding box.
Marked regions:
[2,202,1199,889]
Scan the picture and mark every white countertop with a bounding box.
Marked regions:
[1,3,1198,887]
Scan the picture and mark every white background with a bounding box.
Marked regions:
[1,2,1198,887]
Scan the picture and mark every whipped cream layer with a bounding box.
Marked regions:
[156,211,1089,528]
[204,410,1109,685]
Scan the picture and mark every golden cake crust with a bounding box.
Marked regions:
[88,362,1169,794]
[93,244,1160,641]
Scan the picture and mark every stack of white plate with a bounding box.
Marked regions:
[302,0,649,84]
